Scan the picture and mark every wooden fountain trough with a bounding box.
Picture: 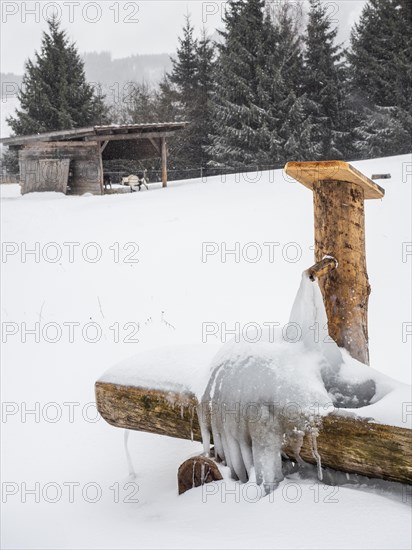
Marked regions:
[96,161,412,489]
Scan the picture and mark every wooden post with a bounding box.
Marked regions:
[285,161,385,365]
[161,136,168,188]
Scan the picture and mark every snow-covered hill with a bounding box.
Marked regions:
[1,155,411,549]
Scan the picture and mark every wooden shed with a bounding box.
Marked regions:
[0,122,188,195]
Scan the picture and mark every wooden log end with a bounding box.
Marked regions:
[178,455,223,495]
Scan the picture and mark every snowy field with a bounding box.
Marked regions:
[1,155,411,549]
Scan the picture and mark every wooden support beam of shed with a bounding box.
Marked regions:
[100,141,109,153]
[98,145,104,195]
[95,381,412,485]
[84,131,178,143]
[161,136,168,188]
[148,137,160,154]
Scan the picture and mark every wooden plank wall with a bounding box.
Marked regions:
[19,141,103,195]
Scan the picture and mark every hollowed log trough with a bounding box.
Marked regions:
[95,381,412,485]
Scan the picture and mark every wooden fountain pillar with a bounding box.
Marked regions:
[284,161,385,365]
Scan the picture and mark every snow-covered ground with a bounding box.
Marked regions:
[1,155,411,549]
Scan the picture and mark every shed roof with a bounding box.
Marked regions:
[0,122,189,147]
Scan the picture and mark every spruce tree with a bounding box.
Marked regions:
[154,74,180,123]
[354,105,412,158]
[208,0,267,170]
[254,9,283,166]
[264,3,319,164]
[349,0,412,156]
[160,17,215,176]
[164,15,199,173]
[192,29,215,171]
[7,16,108,137]
[303,0,349,159]
[279,91,321,161]
[124,82,157,124]
[169,15,199,111]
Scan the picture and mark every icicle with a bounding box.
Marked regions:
[287,428,305,466]
[190,407,194,442]
[197,403,211,456]
[192,460,196,488]
[124,429,136,479]
[309,427,323,481]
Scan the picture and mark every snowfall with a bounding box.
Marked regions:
[1,153,411,549]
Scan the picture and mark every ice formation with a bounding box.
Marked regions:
[124,430,137,479]
[198,272,395,492]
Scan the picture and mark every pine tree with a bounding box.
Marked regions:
[7,17,109,136]
[279,91,321,161]
[354,105,412,158]
[208,0,267,170]
[162,16,200,174]
[254,9,283,166]
[349,0,412,156]
[154,74,180,123]
[303,0,349,159]
[158,17,215,176]
[124,82,157,124]
[169,15,199,112]
[191,29,215,171]
[264,3,320,164]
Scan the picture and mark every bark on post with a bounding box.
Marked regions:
[161,137,168,188]
[313,181,369,364]
[285,161,385,365]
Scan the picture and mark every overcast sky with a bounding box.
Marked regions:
[1,1,367,74]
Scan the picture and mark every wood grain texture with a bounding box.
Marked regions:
[161,137,168,188]
[95,381,412,485]
[306,257,337,281]
[19,141,103,195]
[313,180,370,364]
[284,160,385,199]
[178,456,223,495]
[19,158,70,194]
[0,122,189,146]
[95,381,201,441]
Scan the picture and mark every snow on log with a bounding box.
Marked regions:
[95,381,412,485]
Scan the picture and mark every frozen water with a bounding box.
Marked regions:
[124,429,137,479]
[199,273,335,491]
[198,272,404,492]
